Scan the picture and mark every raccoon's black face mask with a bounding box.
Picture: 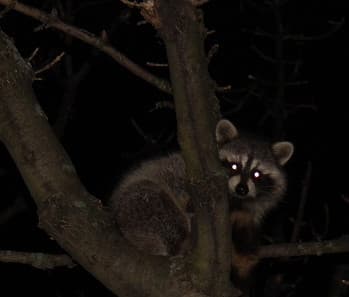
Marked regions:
[215,119,294,219]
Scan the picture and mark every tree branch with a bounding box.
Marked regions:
[0,0,172,94]
[259,237,349,258]
[283,18,345,41]
[0,251,75,269]
[150,1,232,296]
[3,236,348,271]
[0,29,188,297]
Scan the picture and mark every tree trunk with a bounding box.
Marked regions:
[0,0,233,295]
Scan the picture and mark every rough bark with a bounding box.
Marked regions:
[150,1,232,296]
[0,29,196,297]
[0,0,233,296]
[259,237,349,258]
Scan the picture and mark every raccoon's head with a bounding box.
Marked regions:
[216,119,294,222]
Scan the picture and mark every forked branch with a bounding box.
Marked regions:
[0,0,172,94]
[0,29,191,297]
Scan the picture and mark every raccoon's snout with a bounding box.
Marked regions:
[235,183,249,196]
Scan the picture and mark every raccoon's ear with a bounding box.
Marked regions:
[272,142,294,166]
[216,119,239,145]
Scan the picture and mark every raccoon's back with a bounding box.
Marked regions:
[109,153,191,255]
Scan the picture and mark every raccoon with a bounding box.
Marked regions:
[109,153,191,256]
[109,119,293,273]
[215,119,293,286]
[216,119,293,223]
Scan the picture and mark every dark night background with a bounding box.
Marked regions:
[0,0,348,296]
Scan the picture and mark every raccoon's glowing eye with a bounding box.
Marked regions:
[230,162,241,175]
[251,170,262,180]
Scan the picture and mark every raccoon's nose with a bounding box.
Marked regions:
[235,183,249,196]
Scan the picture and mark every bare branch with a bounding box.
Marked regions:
[33,8,58,32]
[0,251,76,269]
[53,56,92,138]
[286,103,318,113]
[120,0,151,9]
[215,84,232,93]
[0,0,172,94]
[35,52,65,75]
[242,27,275,39]
[0,28,185,297]
[146,61,168,67]
[251,44,300,65]
[259,237,349,258]
[153,1,231,295]
[248,74,308,87]
[27,47,40,62]
[130,117,156,143]
[207,44,219,63]
[150,100,175,112]
[284,18,345,41]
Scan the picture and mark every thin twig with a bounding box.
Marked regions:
[0,0,172,94]
[251,44,300,65]
[35,52,65,75]
[259,236,349,258]
[242,27,275,39]
[215,84,232,93]
[248,74,308,87]
[146,62,168,67]
[130,118,156,143]
[27,47,39,62]
[119,0,150,9]
[0,250,76,269]
[207,44,219,63]
[284,18,345,41]
[149,100,175,112]
[53,57,92,138]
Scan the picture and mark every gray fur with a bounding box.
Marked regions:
[109,153,191,255]
[109,119,293,255]
[216,119,293,223]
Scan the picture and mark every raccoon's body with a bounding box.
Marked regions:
[215,119,293,285]
[110,153,192,256]
[109,119,293,281]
